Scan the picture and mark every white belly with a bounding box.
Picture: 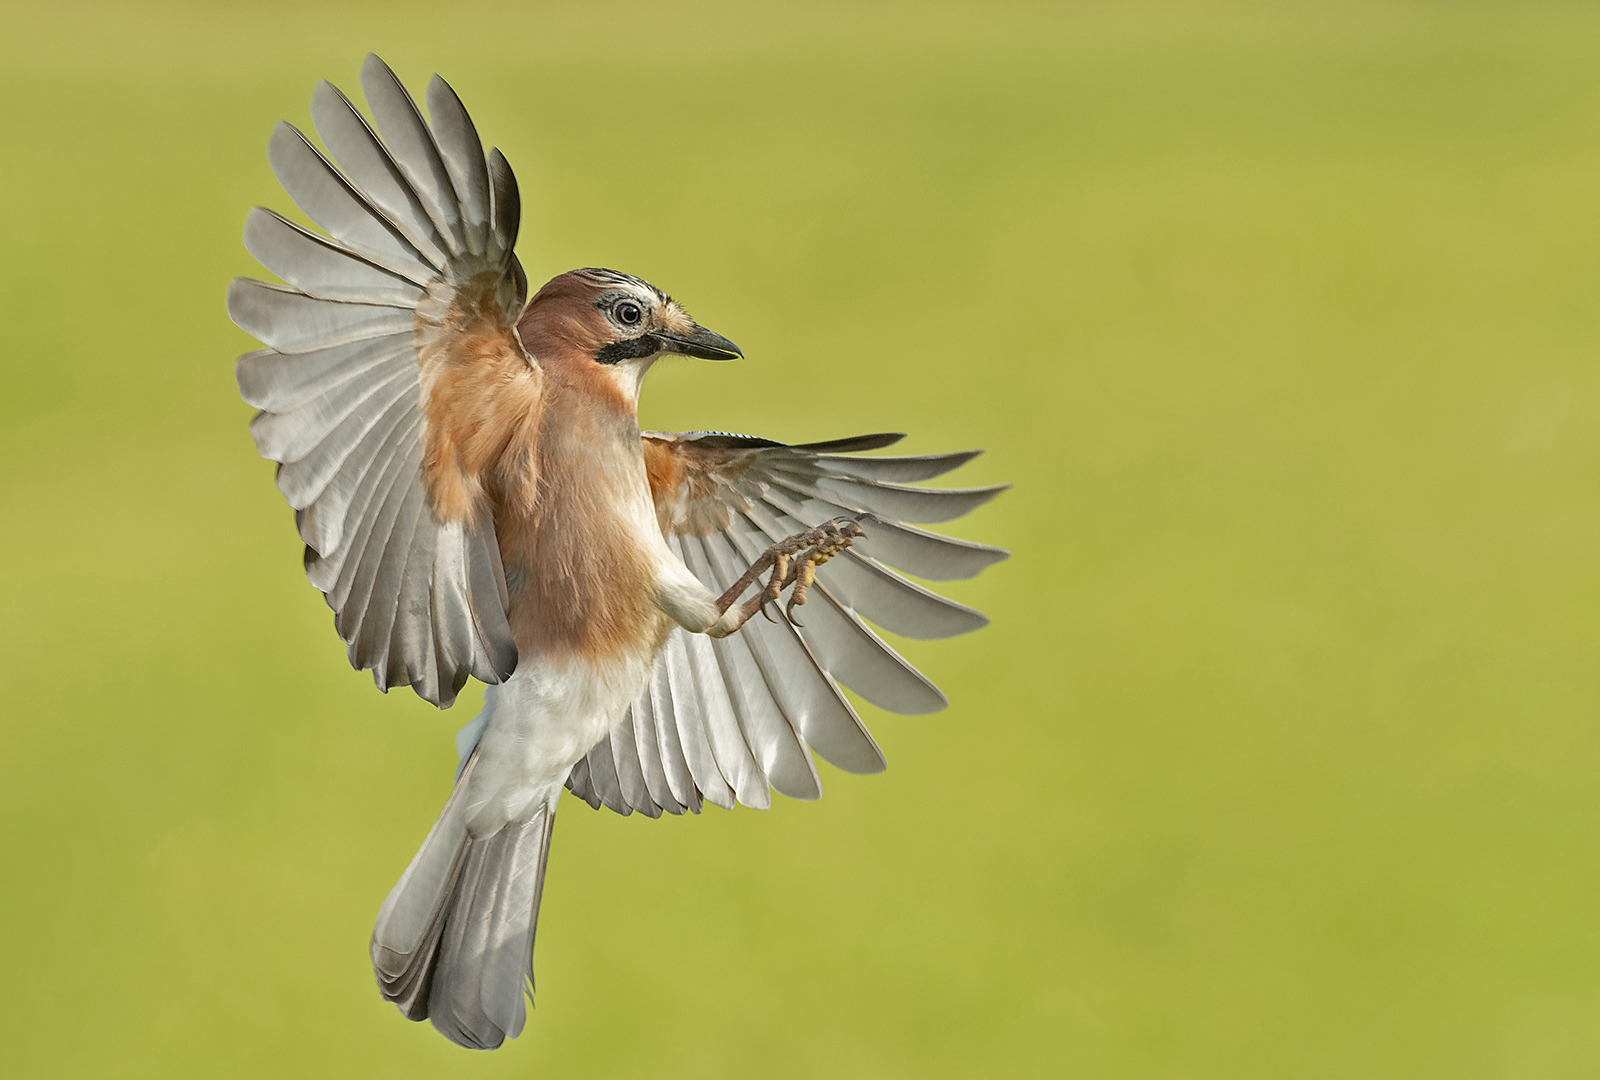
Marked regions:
[454,648,656,837]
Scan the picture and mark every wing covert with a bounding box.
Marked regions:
[230,54,532,707]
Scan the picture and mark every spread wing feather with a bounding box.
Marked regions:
[230,54,527,707]
[567,431,1007,815]
[307,80,454,268]
[609,708,658,819]
[663,631,738,810]
[358,57,469,253]
[647,656,702,811]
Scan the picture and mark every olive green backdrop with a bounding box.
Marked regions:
[3,1,1598,1076]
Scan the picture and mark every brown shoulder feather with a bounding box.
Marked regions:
[417,271,543,524]
[642,434,762,538]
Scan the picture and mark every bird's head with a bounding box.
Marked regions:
[520,268,742,396]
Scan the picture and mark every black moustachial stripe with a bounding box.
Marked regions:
[594,334,660,365]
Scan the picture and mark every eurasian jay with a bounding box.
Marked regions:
[228,54,1007,1050]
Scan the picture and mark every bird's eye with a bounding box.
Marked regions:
[615,301,642,327]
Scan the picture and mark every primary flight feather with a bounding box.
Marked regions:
[228,54,1008,1050]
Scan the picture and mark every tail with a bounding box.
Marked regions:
[370,752,557,1050]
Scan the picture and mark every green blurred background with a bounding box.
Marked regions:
[3,0,1599,1075]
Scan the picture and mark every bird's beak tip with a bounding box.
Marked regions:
[657,326,743,361]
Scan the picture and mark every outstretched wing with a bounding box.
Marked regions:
[565,430,1009,815]
[229,55,535,707]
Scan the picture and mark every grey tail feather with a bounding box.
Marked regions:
[370,750,557,1050]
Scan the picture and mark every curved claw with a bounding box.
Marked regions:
[712,515,871,637]
[783,584,809,626]
[783,557,820,626]
[758,552,790,622]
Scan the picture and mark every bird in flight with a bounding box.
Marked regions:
[228,54,1007,1050]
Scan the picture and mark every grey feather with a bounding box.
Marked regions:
[663,631,737,810]
[243,208,425,307]
[787,576,947,714]
[421,530,470,701]
[585,734,629,816]
[266,121,436,283]
[678,624,771,803]
[430,524,497,697]
[471,815,546,1040]
[335,477,496,701]
[774,469,1010,526]
[302,409,420,595]
[358,475,429,684]
[332,441,423,659]
[810,449,984,484]
[372,750,479,1017]
[248,353,413,466]
[426,75,492,256]
[228,278,413,354]
[488,148,520,261]
[390,519,442,701]
[847,517,1009,581]
[629,689,684,815]
[325,419,420,610]
[567,755,597,809]
[647,655,700,811]
[610,710,662,818]
[425,835,497,1046]
[236,332,411,415]
[673,604,770,809]
[299,405,419,567]
[359,54,468,254]
[822,549,989,637]
[374,750,554,1051]
[461,527,517,683]
[710,630,819,800]
[378,482,466,701]
[791,432,906,453]
[308,80,453,269]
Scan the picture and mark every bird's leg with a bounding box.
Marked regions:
[712,544,799,616]
[712,516,869,633]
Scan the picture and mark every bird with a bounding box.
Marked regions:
[227,54,1008,1050]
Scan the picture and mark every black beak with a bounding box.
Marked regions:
[654,324,743,361]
